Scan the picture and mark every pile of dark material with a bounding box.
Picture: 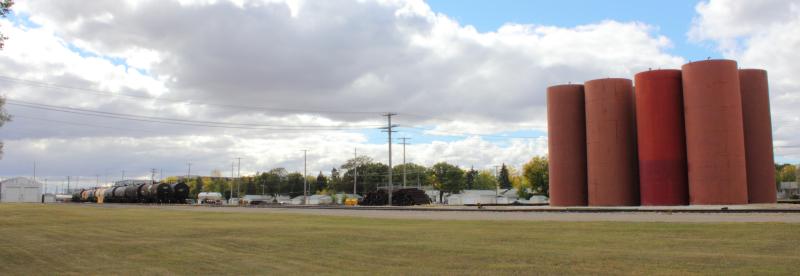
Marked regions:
[360,188,431,206]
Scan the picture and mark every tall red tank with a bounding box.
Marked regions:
[547,84,587,206]
[681,60,748,205]
[584,78,639,206]
[634,70,689,205]
[739,69,777,203]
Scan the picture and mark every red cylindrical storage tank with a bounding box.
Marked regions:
[634,70,689,205]
[547,84,588,206]
[739,69,776,203]
[681,60,748,204]
[584,78,639,206]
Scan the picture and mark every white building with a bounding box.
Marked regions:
[0,177,43,203]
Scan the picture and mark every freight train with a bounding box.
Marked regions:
[71,181,190,204]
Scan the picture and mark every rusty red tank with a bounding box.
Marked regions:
[547,84,588,206]
[739,69,776,203]
[584,78,639,206]
[634,70,689,205]
[681,60,748,205]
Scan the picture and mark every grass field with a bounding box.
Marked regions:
[0,204,798,275]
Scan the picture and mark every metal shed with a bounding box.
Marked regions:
[0,177,43,203]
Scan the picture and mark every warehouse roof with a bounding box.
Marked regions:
[0,177,43,187]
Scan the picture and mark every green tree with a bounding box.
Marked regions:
[315,171,327,194]
[473,170,497,190]
[0,0,13,49]
[209,177,226,194]
[189,176,204,199]
[0,96,8,158]
[340,155,374,171]
[392,163,429,188]
[266,168,288,195]
[0,2,12,158]
[244,176,256,195]
[329,168,340,192]
[286,172,304,196]
[431,162,465,202]
[341,161,389,194]
[498,164,512,190]
[523,156,549,196]
[465,167,478,190]
[780,165,797,182]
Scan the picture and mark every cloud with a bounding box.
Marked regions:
[12,0,682,123]
[1,0,686,178]
[690,0,800,161]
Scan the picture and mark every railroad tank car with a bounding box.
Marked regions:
[198,192,223,204]
[634,69,689,206]
[170,182,190,203]
[124,184,144,202]
[140,183,154,202]
[584,78,639,206]
[86,189,96,203]
[95,188,106,203]
[136,184,147,202]
[103,188,114,203]
[114,186,127,203]
[92,189,99,202]
[739,69,777,203]
[148,182,173,203]
[681,60,748,204]
[80,190,89,202]
[547,84,588,206]
[72,191,82,202]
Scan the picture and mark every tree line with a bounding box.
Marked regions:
[776,163,798,186]
[177,156,550,200]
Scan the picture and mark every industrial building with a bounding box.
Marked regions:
[547,59,776,206]
[0,177,43,203]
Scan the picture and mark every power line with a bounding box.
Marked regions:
[6,99,382,130]
[398,126,544,139]
[0,75,384,115]
[7,114,376,135]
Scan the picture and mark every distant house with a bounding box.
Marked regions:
[0,177,43,203]
[778,182,799,199]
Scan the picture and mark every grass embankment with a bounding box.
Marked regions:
[0,204,797,275]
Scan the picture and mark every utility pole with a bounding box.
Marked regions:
[96,174,100,187]
[494,165,501,199]
[399,137,411,188]
[121,170,125,181]
[67,176,70,194]
[381,113,397,206]
[187,162,192,178]
[44,178,47,195]
[417,169,421,190]
[231,161,235,201]
[304,151,309,204]
[353,148,358,195]
[237,157,242,198]
[33,161,36,182]
[151,169,157,184]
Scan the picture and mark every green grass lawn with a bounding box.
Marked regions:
[0,204,798,275]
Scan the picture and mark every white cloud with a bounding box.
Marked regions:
[1,0,686,177]
[690,0,800,161]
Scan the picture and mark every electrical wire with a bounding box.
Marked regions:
[0,75,384,115]
[6,99,383,130]
[398,126,544,139]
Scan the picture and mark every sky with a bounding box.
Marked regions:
[0,0,798,189]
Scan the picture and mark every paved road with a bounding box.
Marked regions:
[91,204,800,223]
